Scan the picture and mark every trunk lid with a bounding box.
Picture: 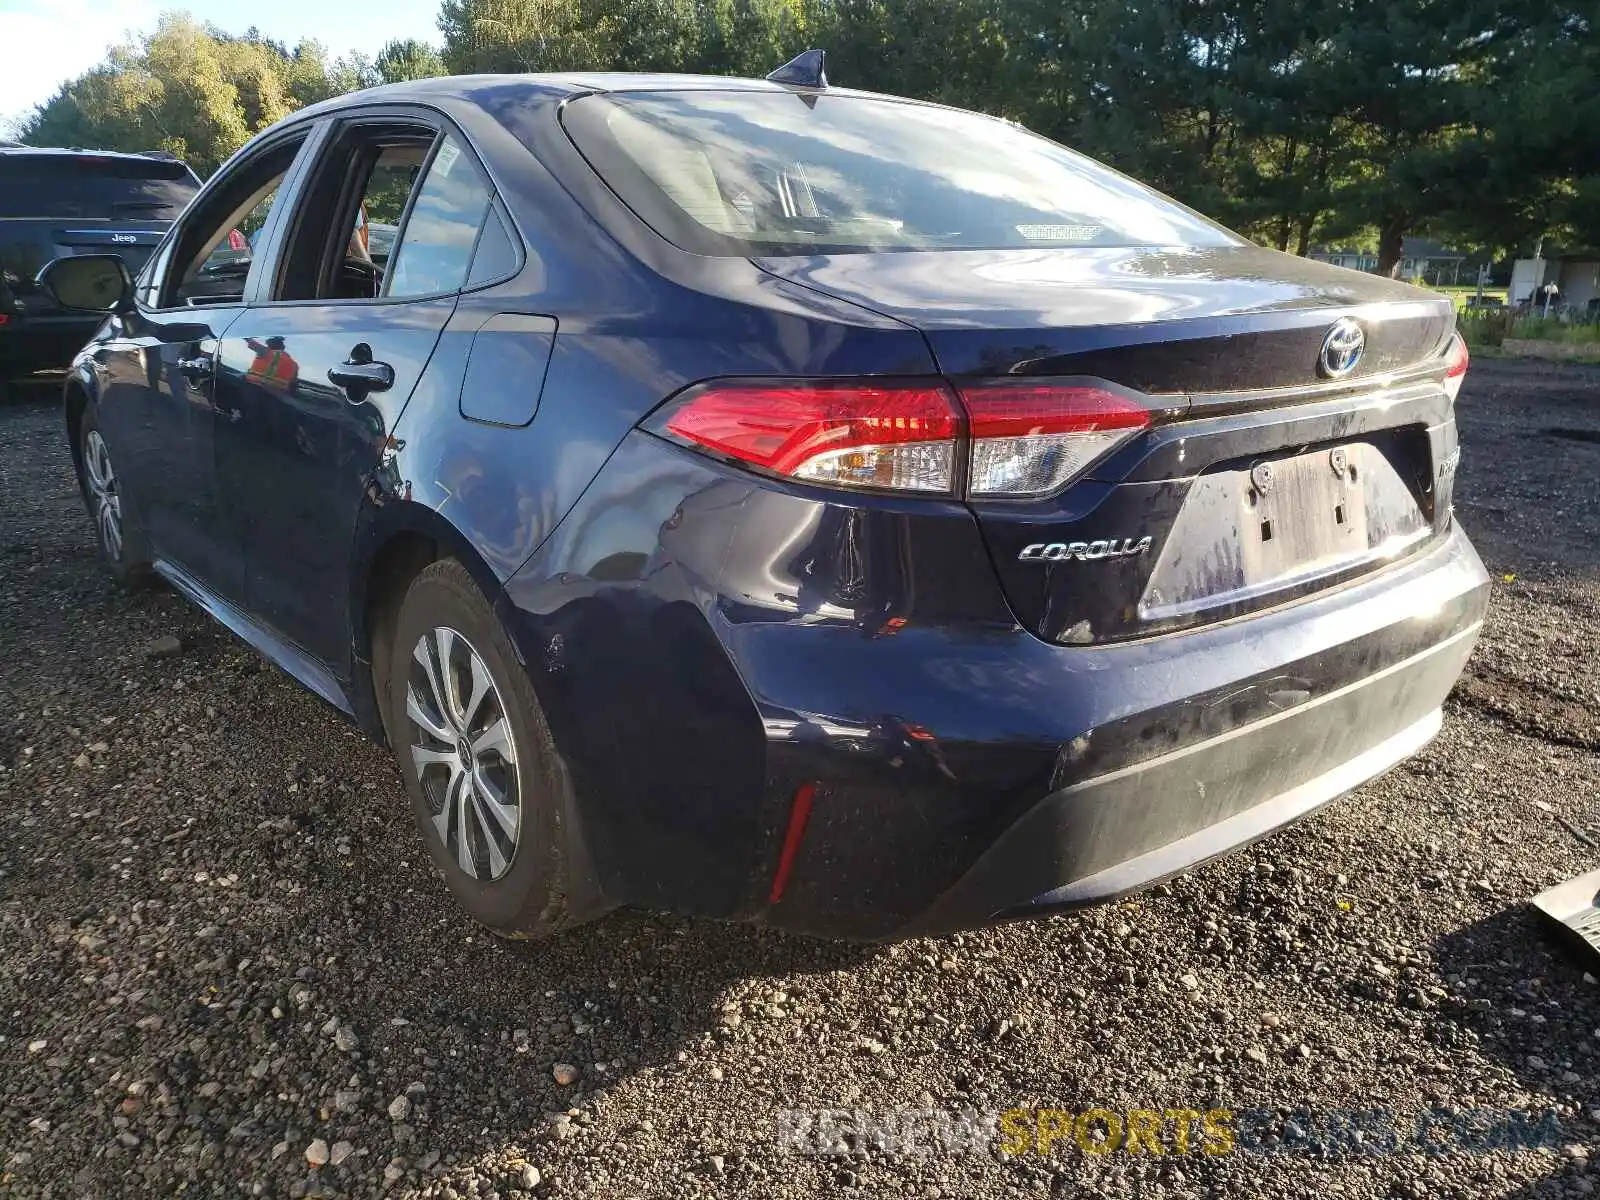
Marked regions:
[756,244,1459,643]
[754,243,1452,384]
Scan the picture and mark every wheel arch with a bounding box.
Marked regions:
[62,365,98,491]
[349,497,513,747]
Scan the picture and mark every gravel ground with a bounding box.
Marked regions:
[1,359,1597,1199]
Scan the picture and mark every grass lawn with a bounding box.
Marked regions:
[1430,284,1509,310]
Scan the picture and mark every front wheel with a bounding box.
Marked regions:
[77,401,152,588]
[387,559,575,939]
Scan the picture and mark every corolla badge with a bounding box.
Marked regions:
[1019,537,1153,562]
[1319,317,1365,378]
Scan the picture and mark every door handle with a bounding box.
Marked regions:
[177,353,212,378]
[328,343,394,394]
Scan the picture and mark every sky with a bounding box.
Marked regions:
[0,0,444,131]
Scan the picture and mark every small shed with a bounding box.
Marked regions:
[1510,257,1600,311]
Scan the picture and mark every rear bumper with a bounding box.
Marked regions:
[795,527,1488,939]
[503,433,1489,940]
[907,629,1469,935]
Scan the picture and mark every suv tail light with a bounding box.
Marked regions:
[1443,334,1469,403]
[654,377,1153,499]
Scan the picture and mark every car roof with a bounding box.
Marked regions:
[285,71,934,125]
[319,72,823,104]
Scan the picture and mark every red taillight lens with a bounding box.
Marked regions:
[656,377,1154,498]
[663,380,963,493]
[957,381,1151,497]
[1443,334,1469,403]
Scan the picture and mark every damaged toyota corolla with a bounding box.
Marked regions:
[41,51,1488,941]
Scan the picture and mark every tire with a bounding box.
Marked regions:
[387,559,574,939]
[77,399,154,588]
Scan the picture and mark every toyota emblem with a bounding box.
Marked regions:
[1319,318,1365,378]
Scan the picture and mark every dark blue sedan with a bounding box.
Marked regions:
[40,55,1488,940]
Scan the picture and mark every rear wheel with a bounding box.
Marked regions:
[78,400,152,588]
[387,559,573,939]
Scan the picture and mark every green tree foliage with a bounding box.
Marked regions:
[436,0,812,75]
[18,1,1598,265]
[19,13,384,176]
[376,38,449,82]
[1441,0,1600,255]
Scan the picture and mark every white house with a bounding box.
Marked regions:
[1309,238,1468,285]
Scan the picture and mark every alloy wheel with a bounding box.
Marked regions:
[405,626,521,881]
[83,429,123,562]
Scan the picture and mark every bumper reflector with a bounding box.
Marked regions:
[768,782,817,904]
[1443,334,1469,403]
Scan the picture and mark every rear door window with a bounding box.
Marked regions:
[384,135,494,298]
[556,91,1239,256]
[269,124,495,303]
[0,155,198,219]
[317,137,436,299]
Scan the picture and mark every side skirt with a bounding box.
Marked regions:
[152,559,353,715]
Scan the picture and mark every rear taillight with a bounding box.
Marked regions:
[663,380,961,493]
[1443,334,1469,403]
[657,378,1152,499]
[956,381,1151,498]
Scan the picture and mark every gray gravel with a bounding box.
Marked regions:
[2,360,1597,1199]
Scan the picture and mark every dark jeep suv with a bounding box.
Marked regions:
[0,147,199,387]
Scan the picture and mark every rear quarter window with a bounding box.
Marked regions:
[0,155,199,220]
[555,90,1240,257]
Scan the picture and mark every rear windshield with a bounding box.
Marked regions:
[0,155,199,220]
[558,90,1239,256]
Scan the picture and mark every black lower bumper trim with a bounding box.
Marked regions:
[1022,708,1440,908]
[904,618,1481,936]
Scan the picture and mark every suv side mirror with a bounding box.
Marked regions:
[36,254,134,314]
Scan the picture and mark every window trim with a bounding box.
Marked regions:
[135,239,173,309]
[255,105,513,310]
